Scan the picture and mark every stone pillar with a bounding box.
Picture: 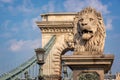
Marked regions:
[62,54,114,80]
[36,13,75,79]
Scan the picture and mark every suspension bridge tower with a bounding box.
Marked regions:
[36,7,114,80]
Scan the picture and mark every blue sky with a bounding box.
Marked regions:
[0,0,120,75]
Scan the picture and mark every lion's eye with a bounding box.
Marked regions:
[89,18,94,21]
[79,18,83,22]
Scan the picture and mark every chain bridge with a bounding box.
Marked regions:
[0,11,117,80]
[0,35,56,80]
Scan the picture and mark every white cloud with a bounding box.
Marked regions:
[0,20,18,39]
[0,3,4,8]
[86,0,109,14]
[19,17,40,30]
[105,18,113,30]
[64,0,109,14]
[10,40,24,51]
[9,39,41,52]
[0,0,13,3]
[7,0,39,14]
[7,0,55,15]
[64,0,85,12]
[22,19,30,28]
[32,16,41,30]
[0,32,12,38]
[17,0,33,13]
[11,26,19,32]
[1,20,11,30]
[47,1,55,12]
[41,1,55,12]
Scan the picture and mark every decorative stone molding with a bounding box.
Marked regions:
[62,54,114,80]
[40,27,73,33]
[64,33,74,48]
[78,72,100,80]
[36,21,73,33]
[43,75,61,80]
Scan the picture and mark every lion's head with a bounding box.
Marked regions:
[73,7,106,53]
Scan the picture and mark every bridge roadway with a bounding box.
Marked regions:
[0,35,56,80]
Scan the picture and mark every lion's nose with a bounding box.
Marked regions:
[81,23,87,26]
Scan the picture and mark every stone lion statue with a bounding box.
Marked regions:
[73,7,106,54]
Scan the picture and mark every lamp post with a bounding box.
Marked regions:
[24,71,30,80]
[108,70,112,80]
[63,65,68,80]
[35,48,45,80]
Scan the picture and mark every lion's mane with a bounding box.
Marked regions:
[73,7,106,54]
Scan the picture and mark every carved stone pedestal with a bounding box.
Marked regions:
[62,54,114,80]
[43,75,61,80]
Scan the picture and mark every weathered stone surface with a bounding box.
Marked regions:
[62,54,114,80]
[40,13,76,21]
[36,13,76,47]
[36,13,76,78]
[78,72,100,80]
[73,7,106,53]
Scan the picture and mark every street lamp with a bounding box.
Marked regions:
[63,65,68,80]
[35,48,45,80]
[35,48,45,65]
[108,70,112,80]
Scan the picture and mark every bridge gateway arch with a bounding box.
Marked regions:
[0,7,115,80]
[36,12,76,80]
[36,7,114,80]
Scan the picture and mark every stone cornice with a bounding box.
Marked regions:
[41,12,76,16]
[62,54,114,73]
[36,21,73,27]
[40,27,73,33]
[36,21,74,33]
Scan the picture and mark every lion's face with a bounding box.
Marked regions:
[78,13,98,40]
[73,7,106,53]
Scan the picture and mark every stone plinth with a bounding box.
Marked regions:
[43,75,61,80]
[62,54,114,80]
